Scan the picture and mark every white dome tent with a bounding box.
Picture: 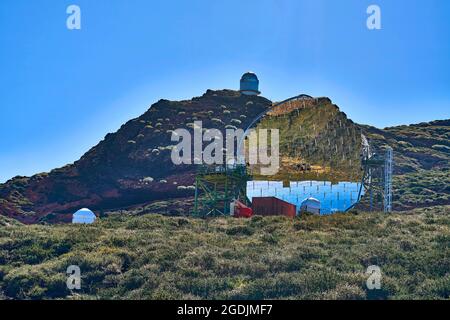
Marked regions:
[72,208,97,224]
[300,197,321,215]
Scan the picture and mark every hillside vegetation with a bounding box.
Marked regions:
[362,120,450,210]
[0,206,448,300]
[255,97,362,182]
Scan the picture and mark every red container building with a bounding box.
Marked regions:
[252,197,297,218]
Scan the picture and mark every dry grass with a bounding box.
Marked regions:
[0,205,448,300]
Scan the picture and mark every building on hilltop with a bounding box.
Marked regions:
[240,72,261,96]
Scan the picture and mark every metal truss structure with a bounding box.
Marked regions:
[193,164,251,217]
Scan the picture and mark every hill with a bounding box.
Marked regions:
[0,89,448,223]
[0,90,271,223]
[361,120,450,210]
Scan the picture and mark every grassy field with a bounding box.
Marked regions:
[0,206,448,300]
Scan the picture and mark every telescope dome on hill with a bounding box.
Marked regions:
[240,72,261,96]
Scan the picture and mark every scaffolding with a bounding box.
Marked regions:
[193,164,251,217]
[358,144,394,212]
[384,147,393,212]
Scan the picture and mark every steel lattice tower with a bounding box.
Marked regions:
[357,136,394,212]
[193,164,251,217]
[384,147,394,212]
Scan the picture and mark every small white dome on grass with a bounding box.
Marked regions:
[300,198,321,215]
[72,208,97,224]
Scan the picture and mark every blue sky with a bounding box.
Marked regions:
[0,0,449,182]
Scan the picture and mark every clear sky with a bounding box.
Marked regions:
[0,0,449,182]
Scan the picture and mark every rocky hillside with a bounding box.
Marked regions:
[0,90,271,223]
[361,120,450,210]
